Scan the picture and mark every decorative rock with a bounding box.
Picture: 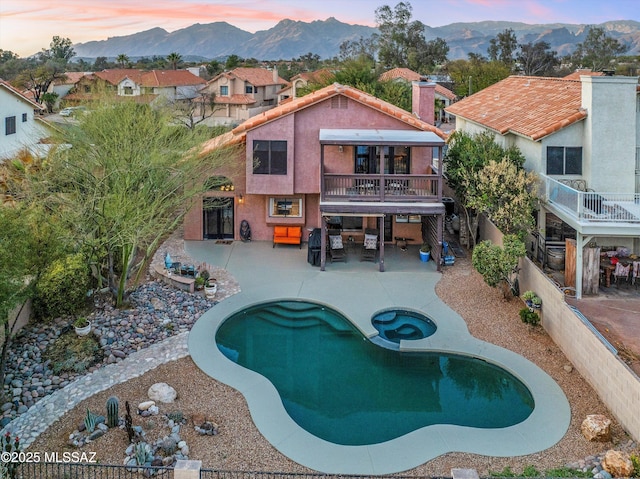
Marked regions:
[148,405,159,415]
[138,401,155,411]
[147,383,177,403]
[602,450,634,477]
[581,414,612,442]
[563,364,573,373]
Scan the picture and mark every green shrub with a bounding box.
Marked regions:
[631,453,640,477]
[519,307,540,325]
[42,331,101,374]
[35,253,90,319]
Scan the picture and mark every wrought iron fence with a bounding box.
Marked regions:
[13,461,172,478]
[199,470,429,479]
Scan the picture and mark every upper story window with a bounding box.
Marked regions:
[5,116,16,135]
[253,140,287,175]
[245,85,255,94]
[354,146,410,174]
[220,85,228,96]
[547,146,582,175]
[22,113,27,122]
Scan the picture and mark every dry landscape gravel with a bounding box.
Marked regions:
[29,253,636,477]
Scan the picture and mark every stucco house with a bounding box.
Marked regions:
[446,73,640,297]
[0,80,49,160]
[201,67,288,124]
[63,69,205,105]
[277,69,336,103]
[379,67,457,124]
[184,82,448,270]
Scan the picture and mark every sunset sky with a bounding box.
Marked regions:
[1,0,639,58]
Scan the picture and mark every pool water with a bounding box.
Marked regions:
[372,309,437,343]
[215,300,534,446]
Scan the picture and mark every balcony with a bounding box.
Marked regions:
[322,174,441,202]
[542,175,640,225]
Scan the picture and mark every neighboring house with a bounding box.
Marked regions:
[277,69,336,103]
[379,67,457,124]
[63,69,205,105]
[0,80,49,160]
[49,72,92,109]
[446,73,640,298]
[184,81,448,270]
[202,67,288,124]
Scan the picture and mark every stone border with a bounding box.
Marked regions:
[1,332,189,448]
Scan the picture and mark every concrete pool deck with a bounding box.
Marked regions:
[187,240,570,475]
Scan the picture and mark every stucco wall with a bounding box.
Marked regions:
[0,88,47,160]
[481,216,640,442]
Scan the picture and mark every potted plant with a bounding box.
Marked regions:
[419,243,431,262]
[204,278,217,299]
[194,276,205,291]
[74,317,92,336]
[522,291,541,311]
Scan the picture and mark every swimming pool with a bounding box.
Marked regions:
[371,308,437,345]
[216,300,533,446]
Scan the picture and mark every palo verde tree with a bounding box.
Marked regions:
[444,130,525,247]
[28,98,239,307]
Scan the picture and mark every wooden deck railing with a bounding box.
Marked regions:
[322,174,440,202]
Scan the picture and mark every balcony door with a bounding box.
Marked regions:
[354,146,410,174]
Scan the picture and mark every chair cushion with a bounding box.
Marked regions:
[329,235,343,249]
[364,234,377,250]
[274,226,288,237]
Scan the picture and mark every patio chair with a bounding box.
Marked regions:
[632,261,640,289]
[613,262,631,288]
[328,231,346,263]
[360,228,379,262]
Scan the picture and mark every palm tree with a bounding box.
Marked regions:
[167,52,182,70]
[116,53,130,68]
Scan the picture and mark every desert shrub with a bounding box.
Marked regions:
[34,253,90,319]
[519,307,540,325]
[42,331,101,374]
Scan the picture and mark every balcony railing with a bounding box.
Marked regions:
[322,174,440,202]
[542,175,640,223]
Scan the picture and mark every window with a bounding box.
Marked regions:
[253,140,287,175]
[245,85,254,94]
[327,216,363,231]
[5,116,16,135]
[354,146,411,174]
[21,113,27,122]
[123,86,133,95]
[220,85,228,96]
[547,147,582,175]
[269,197,302,217]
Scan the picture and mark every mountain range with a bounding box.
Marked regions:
[72,17,640,62]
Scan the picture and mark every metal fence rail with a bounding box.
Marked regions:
[199,470,430,479]
[14,462,173,478]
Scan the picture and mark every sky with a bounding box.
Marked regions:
[1,0,639,58]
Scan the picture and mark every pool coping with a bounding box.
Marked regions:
[186,241,571,475]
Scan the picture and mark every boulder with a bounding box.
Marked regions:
[602,449,634,477]
[581,414,611,442]
[137,400,155,411]
[147,382,177,403]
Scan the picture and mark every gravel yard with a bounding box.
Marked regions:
[29,253,637,477]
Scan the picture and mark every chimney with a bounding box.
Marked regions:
[412,81,436,125]
[273,66,278,84]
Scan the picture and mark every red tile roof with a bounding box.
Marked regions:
[210,67,287,87]
[139,70,205,87]
[563,69,604,80]
[94,69,146,85]
[0,80,44,109]
[232,83,446,138]
[290,69,336,85]
[214,94,255,105]
[445,75,586,141]
[379,67,422,83]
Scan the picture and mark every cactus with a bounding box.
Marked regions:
[134,442,153,465]
[106,396,119,428]
[84,408,97,433]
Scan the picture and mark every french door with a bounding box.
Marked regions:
[203,197,234,239]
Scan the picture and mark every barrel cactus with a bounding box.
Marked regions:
[106,396,119,428]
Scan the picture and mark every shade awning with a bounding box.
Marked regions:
[319,129,445,146]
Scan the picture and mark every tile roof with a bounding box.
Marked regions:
[139,70,205,87]
[94,69,146,85]
[379,67,422,83]
[290,69,336,85]
[233,83,446,139]
[54,72,91,85]
[445,75,586,141]
[379,67,457,101]
[214,94,255,105]
[0,80,44,109]
[563,69,604,80]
